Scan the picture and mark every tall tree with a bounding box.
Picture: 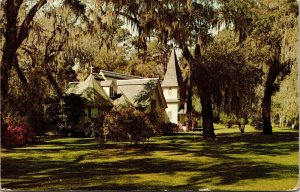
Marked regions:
[250,0,298,134]
[105,0,219,139]
[218,0,298,134]
[1,0,47,112]
[1,0,87,110]
[202,29,263,122]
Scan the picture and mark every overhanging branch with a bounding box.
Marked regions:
[16,0,47,48]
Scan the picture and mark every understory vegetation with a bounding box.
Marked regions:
[84,108,179,144]
[0,0,298,190]
[1,0,298,142]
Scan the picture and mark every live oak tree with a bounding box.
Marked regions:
[1,0,114,131]
[1,0,86,110]
[2,0,297,139]
[104,0,219,139]
[253,0,298,134]
[1,0,47,113]
[202,29,263,123]
[218,0,298,134]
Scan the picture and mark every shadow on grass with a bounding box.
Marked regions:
[1,130,298,190]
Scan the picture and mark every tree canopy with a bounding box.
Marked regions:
[1,0,298,139]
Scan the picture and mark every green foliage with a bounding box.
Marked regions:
[99,108,163,144]
[160,123,180,135]
[203,29,263,119]
[127,39,170,78]
[45,94,85,135]
[219,113,241,128]
[272,65,298,127]
[84,113,105,138]
[250,115,263,130]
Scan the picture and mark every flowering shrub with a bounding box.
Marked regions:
[2,116,35,148]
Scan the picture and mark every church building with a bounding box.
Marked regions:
[66,49,186,127]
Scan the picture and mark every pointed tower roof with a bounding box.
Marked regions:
[161,49,183,87]
[67,73,113,107]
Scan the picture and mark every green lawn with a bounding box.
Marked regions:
[1,125,299,191]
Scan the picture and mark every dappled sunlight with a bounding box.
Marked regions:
[1,125,298,190]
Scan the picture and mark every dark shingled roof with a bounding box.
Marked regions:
[161,49,183,87]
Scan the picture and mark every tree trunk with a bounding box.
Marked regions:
[261,89,272,134]
[1,0,20,111]
[200,91,216,140]
[186,83,193,119]
[180,44,216,140]
[261,44,282,135]
[279,115,283,127]
[261,68,274,134]
[1,0,47,112]
[44,62,63,97]
[1,47,15,112]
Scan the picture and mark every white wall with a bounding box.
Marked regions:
[103,87,110,96]
[165,103,178,124]
[163,87,179,124]
[163,87,178,100]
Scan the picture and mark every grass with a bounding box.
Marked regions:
[1,125,299,191]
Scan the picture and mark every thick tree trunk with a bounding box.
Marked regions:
[261,88,272,134]
[186,83,193,119]
[1,1,20,111]
[261,44,282,135]
[1,48,15,111]
[262,67,274,134]
[180,44,216,139]
[1,0,47,112]
[200,91,216,140]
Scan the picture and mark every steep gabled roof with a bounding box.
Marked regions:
[66,74,113,107]
[115,79,167,108]
[161,49,184,87]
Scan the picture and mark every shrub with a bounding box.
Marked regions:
[160,123,180,135]
[102,108,160,144]
[250,115,263,130]
[45,94,85,135]
[3,116,35,148]
[84,114,105,138]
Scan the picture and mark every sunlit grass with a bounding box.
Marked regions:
[1,125,298,190]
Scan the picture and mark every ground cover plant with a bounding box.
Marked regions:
[1,125,298,191]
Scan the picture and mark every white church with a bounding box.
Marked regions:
[67,49,186,128]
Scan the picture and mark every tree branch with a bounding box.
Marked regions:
[16,0,47,48]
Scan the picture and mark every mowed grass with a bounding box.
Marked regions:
[1,125,298,191]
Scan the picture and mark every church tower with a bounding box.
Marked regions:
[161,49,184,124]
